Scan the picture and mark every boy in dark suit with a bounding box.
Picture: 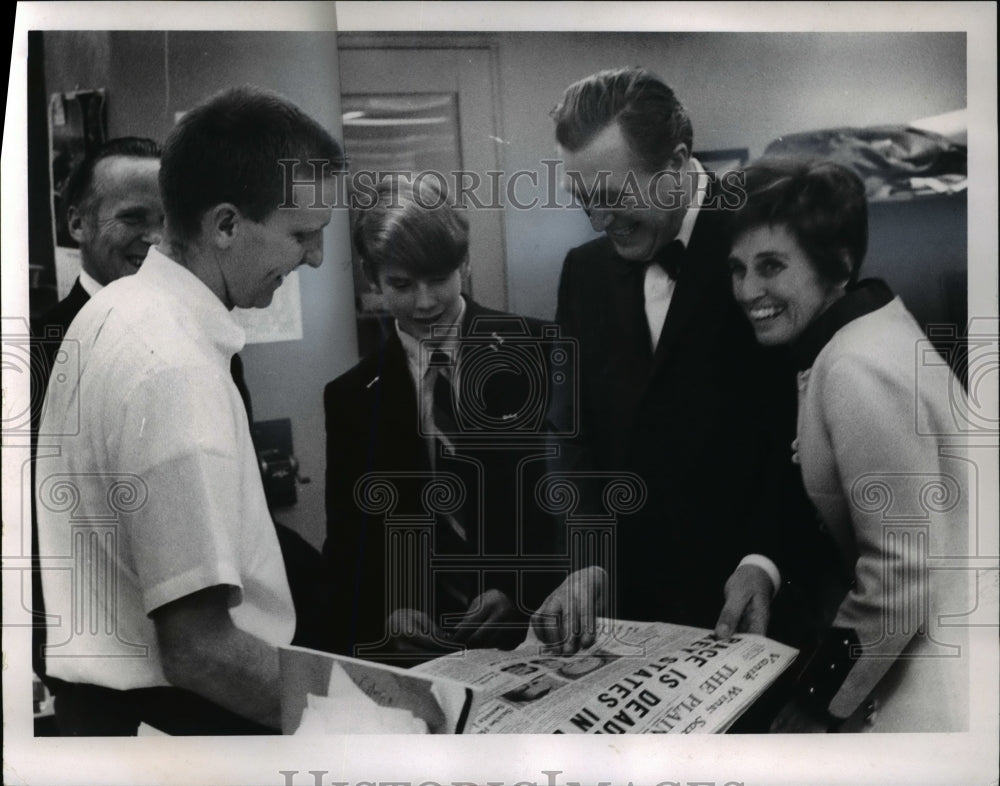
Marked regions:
[324,179,559,664]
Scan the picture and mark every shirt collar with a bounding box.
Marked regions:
[675,156,707,249]
[396,296,468,378]
[791,278,895,371]
[78,268,103,297]
[139,246,246,357]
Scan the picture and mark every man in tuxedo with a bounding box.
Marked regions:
[324,178,559,664]
[534,67,796,652]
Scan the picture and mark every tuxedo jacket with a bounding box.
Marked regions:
[323,298,560,660]
[554,186,814,628]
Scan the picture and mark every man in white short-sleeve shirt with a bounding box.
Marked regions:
[35,86,344,735]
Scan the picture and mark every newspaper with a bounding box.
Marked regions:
[278,645,478,734]
[414,619,797,733]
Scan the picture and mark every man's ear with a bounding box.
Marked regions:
[66,204,86,244]
[666,142,691,172]
[833,249,855,290]
[202,203,242,249]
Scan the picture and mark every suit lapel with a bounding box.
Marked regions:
[611,259,655,372]
[458,296,478,337]
[66,279,91,315]
[650,181,729,374]
[460,295,499,336]
[366,327,422,451]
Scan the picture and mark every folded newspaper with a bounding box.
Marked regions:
[278,644,477,733]
[279,619,797,734]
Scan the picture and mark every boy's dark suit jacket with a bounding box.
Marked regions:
[323,297,560,660]
[554,182,817,629]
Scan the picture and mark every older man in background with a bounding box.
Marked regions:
[32,136,163,380]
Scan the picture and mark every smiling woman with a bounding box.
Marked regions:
[728,158,969,733]
[728,223,847,345]
[728,159,865,346]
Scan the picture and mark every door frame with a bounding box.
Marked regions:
[338,32,509,312]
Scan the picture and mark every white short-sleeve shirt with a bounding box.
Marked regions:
[35,248,294,690]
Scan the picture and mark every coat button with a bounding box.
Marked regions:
[864,699,879,726]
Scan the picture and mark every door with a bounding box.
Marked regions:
[338,38,507,355]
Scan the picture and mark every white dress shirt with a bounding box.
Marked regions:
[396,298,469,541]
[643,157,709,350]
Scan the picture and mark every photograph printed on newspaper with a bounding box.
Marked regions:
[415,620,796,734]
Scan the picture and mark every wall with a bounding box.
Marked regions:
[492,32,967,320]
[41,31,357,549]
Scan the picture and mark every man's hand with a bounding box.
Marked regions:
[386,608,453,655]
[152,585,281,730]
[530,566,607,655]
[714,564,773,638]
[451,589,525,649]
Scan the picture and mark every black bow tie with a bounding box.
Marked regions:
[650,239,686,280]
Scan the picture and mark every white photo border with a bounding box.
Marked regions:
[3,3,997,785]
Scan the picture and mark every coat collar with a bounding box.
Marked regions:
[395,296,469,378]
[365,296,490,392]
[78,269,104,298]
[792,278,895,371]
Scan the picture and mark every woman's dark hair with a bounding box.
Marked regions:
[731,158,868,285]
[353,177,469,282]
[159,85,345,242]
[551,66,693,172]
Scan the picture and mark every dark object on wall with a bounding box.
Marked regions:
[49,89,108,247]
[865,192,968,388]
[253,418,308,509]
[695,147,749,174]
[762,124,968,387]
